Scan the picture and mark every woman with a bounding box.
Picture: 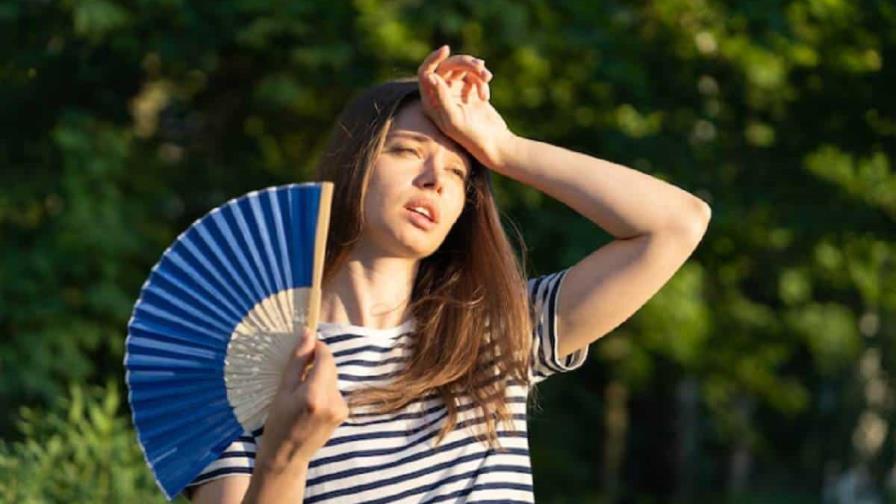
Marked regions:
[186,45,711,503]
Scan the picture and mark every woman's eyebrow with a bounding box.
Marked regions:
[388,132,469,171]
[388,131,430,143]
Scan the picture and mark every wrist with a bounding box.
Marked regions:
[243,455,309,504]
[255,445,311,475]
[486,131,525,176]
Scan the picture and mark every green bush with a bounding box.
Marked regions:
[0,380,184,503]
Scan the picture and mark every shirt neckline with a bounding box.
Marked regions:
[316,318,416,339]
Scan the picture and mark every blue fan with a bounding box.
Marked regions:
[123,182,333,500]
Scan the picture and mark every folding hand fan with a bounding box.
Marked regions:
[123,182,333,500]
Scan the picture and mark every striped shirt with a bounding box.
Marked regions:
[184,269,588,502]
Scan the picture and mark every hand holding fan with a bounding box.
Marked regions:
[123,182,333,500]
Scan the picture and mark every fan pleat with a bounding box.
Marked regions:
[269,188,293,289]
[128,320,224,351]
[291,186,315,286]
[127,352,223,371]
[252,192,285,294]
[145,412,240,466]
[135,301,229,342]
[128,369,221,384]
[195,221,257,314]
[127,335,224,362]
[159,248,244,323]
[149,261,242,328]
[178,234,248,318]
[137,292,232,338]
[130,379,218,402]
[139,396,233,444]
[133,387,228,423]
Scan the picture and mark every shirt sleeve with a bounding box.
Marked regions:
[527,269,589,385]
[181,431,257,499]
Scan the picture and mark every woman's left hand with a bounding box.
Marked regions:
[417,45,515,172]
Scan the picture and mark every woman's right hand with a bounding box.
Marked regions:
[255,327,349,470]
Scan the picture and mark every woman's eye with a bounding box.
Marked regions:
[393,146,418,156]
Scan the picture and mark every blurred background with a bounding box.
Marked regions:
[1,0,894,502]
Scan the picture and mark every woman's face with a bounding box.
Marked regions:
[358,100,472,260]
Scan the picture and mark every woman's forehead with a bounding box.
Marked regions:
[388,102,470,165]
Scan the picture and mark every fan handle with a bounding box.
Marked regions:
[305,182,333,334]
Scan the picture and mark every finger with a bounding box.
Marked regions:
[443,67,489,93]
[477,79,488,102]
[418,45,450,78]
[428,72,452,112]
[461,76,473,103]
[436,56,490,80]
[464,73,484,102]
[421,73,441,110]
[305,340,338,385]
[443,69,464,82]
[446,72,466,93]
[281,327,317,390]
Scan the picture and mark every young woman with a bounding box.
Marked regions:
[186,45,711,503]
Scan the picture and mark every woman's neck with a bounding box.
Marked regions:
[319,254,419,330]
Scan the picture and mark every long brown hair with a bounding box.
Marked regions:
[314,79,533,447]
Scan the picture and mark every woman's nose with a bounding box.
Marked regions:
[416,158,446,192]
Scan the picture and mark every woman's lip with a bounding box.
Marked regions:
[406,208,436,230]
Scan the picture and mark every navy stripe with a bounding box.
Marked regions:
[336,355,409,368]
[426,482,534,503]
[219,450,254,459]
[323,332,413,345]
[543,271,567,373]
[187,466,253,485]
[332,343,409,359]
[338,370,401,382]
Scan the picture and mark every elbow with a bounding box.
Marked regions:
[693,198,712,228]
[672,197,711,241]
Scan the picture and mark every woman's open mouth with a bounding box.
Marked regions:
[406,207,436,230]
